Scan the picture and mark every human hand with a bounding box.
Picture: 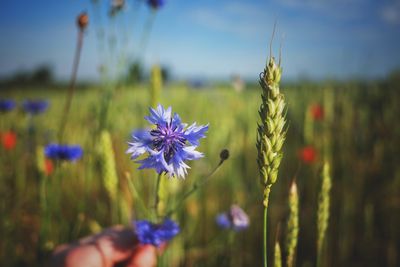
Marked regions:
[50,226,160,267]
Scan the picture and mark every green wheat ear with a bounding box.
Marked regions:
[258,55,287,267]
[150,64,163,108]
[99,130,119,221]
[274,240,282,267]
[257,56,287,207]
[286,181,299,267]
[317,161,332,267]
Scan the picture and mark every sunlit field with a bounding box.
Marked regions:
[1,1,400,267]
[1,78,399,266]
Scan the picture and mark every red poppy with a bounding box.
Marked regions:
[310,104,324,121]
[2,131,17,150]
[44,159,54,176]
[299,146,317,164]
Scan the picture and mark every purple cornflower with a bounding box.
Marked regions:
[216,205,250,231]
[147,0,165,9]
[134,218,180,247]
[0,99,16,112]
[44,144,83,161]
[22,100,49,115]
[126,104,208,178]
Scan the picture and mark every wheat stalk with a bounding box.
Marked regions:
[257,56,287,267]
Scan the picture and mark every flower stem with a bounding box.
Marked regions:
[154,173,162,219]
[137,10,156,60]
[58,29,84,143]
[125,172,151,218]
[263,187,271,267]
[264,200,268,267]
[165,159,225,217]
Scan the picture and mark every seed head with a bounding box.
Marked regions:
[77,12,89,31]
[219,149,230,161]
[265,57,282,87]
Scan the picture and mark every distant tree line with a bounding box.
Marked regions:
[0,65,54,88]
[125,61,171,85]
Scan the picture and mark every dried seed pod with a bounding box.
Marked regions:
[220,148,230,161]
[77,12,89,30]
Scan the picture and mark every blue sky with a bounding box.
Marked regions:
[0,0,400,81]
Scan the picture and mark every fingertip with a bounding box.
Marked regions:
[64,245,103,267]
[125,244,157,267]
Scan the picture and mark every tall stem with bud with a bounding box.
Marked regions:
[58,12,88,143]
[257,57,287,267]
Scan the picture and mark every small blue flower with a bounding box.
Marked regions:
[134,218,180,247]
[44,144,83,161]
[22,100,49,114]
[216,213,231,229]
[147,0,165,9]
[216,205,250,231]
[0,99,16,112]
[127,104,208,178]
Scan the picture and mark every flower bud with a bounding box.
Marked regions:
[220,149,230,161]
[77,12,89,31]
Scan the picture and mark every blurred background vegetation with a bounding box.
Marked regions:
[1,75,399,266]
[1,0,400,266]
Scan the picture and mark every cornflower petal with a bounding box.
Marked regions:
[184,123,209,146]
[145,104,171,125]
[231,205,250,230]
[216,213,231,229]
[182,146,204,160]
[171,113,186,131]
[0,99,16,112]
[137,150,172,174]
[169,149,190,178]
[44,144,83,161]
[126,129,153,160]
[167,146,204,178]
[215,205,250,231]
[22,100,49,114]
[134,219,180,247]
[157,218,180,240]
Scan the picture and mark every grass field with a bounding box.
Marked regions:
[1,77,399,266]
